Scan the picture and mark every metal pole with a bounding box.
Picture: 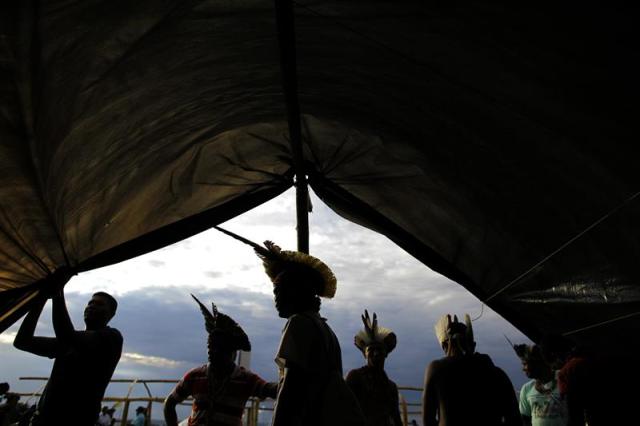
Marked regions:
[273,0,309,253]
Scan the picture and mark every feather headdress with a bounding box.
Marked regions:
[354,310,397,354]
[214,226,337,298]
[191,294,251,351]
[434,313,474,347]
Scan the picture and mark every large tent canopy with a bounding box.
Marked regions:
[1,0,638,355]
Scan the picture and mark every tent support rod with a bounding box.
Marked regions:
[274,0,309,253]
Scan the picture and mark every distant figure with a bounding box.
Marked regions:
[96,406,113,426]
[107,408,116,426]
[346,310,402,426]
[163,295,277,426]
[0,393,20,426]
[0,383,8,401]
[422,314,520,426]
[253,240,365,426]
[13,281,122,426]
[513,343,567,426]
[133,406,146,426]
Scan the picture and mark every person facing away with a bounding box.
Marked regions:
[253,240,363,426]
[163,295,277,426]
[346,310,403,426]
[13,278,122,426]
[422,314,520,426]
[513,343,567,426]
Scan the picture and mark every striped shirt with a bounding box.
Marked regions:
[170,363,269,426]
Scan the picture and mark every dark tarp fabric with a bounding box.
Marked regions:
[1,1,639,356]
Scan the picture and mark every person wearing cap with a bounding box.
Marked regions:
[422,314,520,426]
[346,310,402,426]
[163,296,277,426]
[513,344,568,426]
[253,240,363,426]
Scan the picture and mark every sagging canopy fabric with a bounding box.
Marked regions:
[0,0,638,355]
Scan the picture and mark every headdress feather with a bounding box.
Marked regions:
[354,310,397,354]
[434,313,474,347]
[191,294,251,351]
[214,226,337,298]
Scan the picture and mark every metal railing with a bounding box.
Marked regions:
[18,377,424,426]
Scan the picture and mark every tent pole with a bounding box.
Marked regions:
[274,0,309,253]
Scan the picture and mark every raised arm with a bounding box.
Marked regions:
[13,296,58,358]
[51,289,75,344]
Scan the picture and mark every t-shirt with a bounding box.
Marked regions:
[519,376,568,426]
[133,413,145,426]
[170,363,269,426]
[36,326,123,425]
[96,413,112,426]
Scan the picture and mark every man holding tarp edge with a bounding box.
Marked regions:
[13,274,122,426]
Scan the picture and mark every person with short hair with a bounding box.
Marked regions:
[346,310,402,426]
[513,343,567,426]
[422,314,520,426]
[133,406,146,426]
[96,406,112,426]
[163,296,276,426]
[13,281,122,426]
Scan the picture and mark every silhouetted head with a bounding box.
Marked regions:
[514,344,551,379]
[272,266,322,318]
[539,334,573,370]
[364,343,387,368]
[207,333,237,368]
[0,382,9,396]
[135,406,146,416]
[354,310,396,369]
[435,314,475,357]
[84,292,117,329]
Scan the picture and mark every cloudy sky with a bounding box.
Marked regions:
[0,189,531,422]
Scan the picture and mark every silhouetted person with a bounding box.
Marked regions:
[13,282,122,426]
[0,393,20,426]
[163,295,276,426]
[96,406,112,426]
[132,406,146,426]
[346,310,402,426]
[539,335,617,426]
[0,383,8,401]
[253,240,364,426]
[513,343,567,426]
[422,314,520,426]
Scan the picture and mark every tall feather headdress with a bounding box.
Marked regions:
[434,313,474,347]
[214,226,337,298]
[191,294,251,351]
[354,310,397,354]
